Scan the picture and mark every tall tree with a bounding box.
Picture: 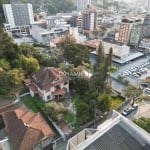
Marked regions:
[123,85,142,105]
[97,93,111,112]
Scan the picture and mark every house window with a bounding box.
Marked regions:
[47,95,51,100]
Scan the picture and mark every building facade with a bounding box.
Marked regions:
[140,0,150,39]
[26,67,69,102]
[117,20,133,44]
[3,3,34,27]
[82,9,97,31]
[129,21,142,46]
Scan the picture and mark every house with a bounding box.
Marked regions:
[2,107,54,150]
[26,67,69,102]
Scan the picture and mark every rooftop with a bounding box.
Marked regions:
[66,111,150,150]
[2,107,54,150]
[31,67,69,91]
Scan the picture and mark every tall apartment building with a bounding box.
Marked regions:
[117,19,133,44]
[3,2,34,27]
[70,15,82,28]
[76,0,91,11]
[140,0,150,39]
[82,8,97,31]
[129,20,142,46]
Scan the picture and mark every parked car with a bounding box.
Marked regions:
[144,88,150,95]
[122,107,132,116]
[131,104,138,111]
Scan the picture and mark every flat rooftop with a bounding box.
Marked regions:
[85,123,150,150]
[91,51,144,64]
[66,111,150,150]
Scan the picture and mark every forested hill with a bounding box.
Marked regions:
[28,0,75,14]
[0,0,75,26]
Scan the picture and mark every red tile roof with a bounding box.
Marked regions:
[2,111,44,150]
[15,107,54,137]
[29,113,54,137]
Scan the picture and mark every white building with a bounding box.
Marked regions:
[30,24,54,45]
[103,41,130,59]
[66,110,150,150]
[3,3,34,27]
[2,4,15,27]
[30,22,69,45]
[76,0,91,11]
[26,67,69,102]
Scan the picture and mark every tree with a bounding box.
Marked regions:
[134,117,150,133]
[8,68,25,86]
[91,42,112,95]
[19,43,35,57]
[0,28,14,59]
[123,85,142,105]
[58,34,75,49]
[0,71,11,95]
[22,56,40,74]
[97,93,111,112]
[63,43,90,67]
[71,77,90,95]
[0,59,10,71]
[76,102,90,125]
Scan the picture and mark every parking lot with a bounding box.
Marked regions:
[111,56,150,87]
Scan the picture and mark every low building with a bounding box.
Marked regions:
[26,67,69,102]
[83,39,130,59]
[1,107,54,150]
[30,23,69,45]
[66,110,150,150]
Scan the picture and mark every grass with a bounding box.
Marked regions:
[110,96,124,110]
[21,95,45,112]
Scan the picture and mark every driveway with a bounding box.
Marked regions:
[133,101,150,119]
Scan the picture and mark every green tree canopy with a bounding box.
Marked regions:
[64,43,90,67]
[0,71,11,95]
[97,93,111,112]
[22,56,40,73]
[8,68,25,86]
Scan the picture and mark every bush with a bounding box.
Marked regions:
[0,88,9,95]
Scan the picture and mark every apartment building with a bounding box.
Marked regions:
[82,8,97,31]
[3,3,34,27]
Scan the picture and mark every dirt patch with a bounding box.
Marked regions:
[134,101,150,119]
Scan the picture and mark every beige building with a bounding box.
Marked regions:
[117,20,133,44]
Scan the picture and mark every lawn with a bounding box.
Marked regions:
[110,96,124,110]
[21,95,45,112]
